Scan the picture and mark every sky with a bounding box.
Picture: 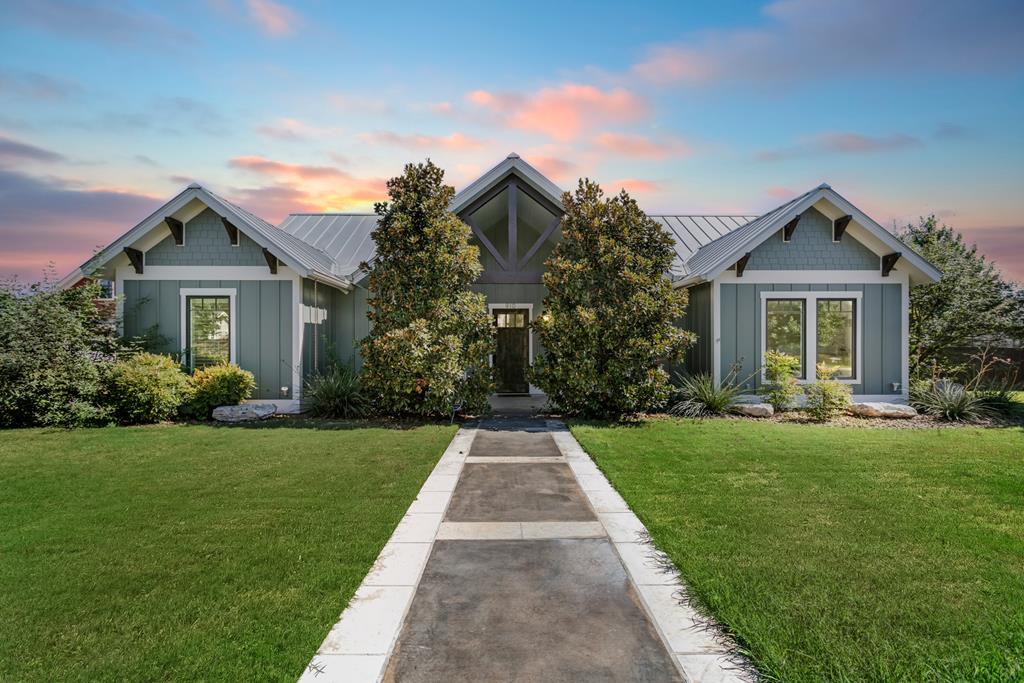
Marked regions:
[1,0,1022,282]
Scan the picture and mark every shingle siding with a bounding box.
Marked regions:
[146,208,266,266]
[745,207,880,271]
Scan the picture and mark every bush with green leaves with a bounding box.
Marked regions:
[188,363,256,418]
[360,160,494,417]
[0,276,117,428]
[804,363,853,421]
[531,179,692,418]
[302,364,370,419]
[762,351,802,412]
[101,353,190,424]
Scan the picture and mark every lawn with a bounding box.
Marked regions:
[572,419,1024,682]
[0,421,456,682]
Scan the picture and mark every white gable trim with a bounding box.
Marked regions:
[696,187,939,285]
[450,154,564,215]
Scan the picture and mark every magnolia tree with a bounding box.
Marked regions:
[532,179,693,417]
[360,160,494,416]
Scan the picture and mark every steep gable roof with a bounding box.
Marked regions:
[61,183,351,290]
[679,184,941,285]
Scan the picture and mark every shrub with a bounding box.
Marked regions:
[805,364,853,421]
[360,160,494,417]
[762,351,802,412]
[531,179,692,418]
[188,363,256,418]
[101,353,190,424]
[0,276,115,428]
[910,380,993,422]
[302,364,370,419]
[669,366,748,418]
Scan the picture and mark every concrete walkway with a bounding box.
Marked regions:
[300,418,747,683]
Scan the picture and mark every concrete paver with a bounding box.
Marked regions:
[445,462,596,522]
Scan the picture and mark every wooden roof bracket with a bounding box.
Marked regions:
[882,252,901,276]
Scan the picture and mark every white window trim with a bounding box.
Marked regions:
[180,287,237,368]
[760,291,863,385]
[487,303,537,394]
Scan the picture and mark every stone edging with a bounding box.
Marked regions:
[297,427,478,683]
[548,421,755,683]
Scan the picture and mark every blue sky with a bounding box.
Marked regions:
[1,0,1022,281]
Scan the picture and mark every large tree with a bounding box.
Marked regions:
[532,179,692,418]
[360,160,494,416]
[899,216,1024,377]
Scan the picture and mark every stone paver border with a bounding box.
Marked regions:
[298,427,477,683]
[299,421,753,683]
[548,422,753,683]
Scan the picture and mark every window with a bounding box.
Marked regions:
[817,299,856,379]
[495,310,527,328]
[761,293,861,384]
[186,296,231,368]
[765,299,805,377]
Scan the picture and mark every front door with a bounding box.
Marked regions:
[493,308,530,394]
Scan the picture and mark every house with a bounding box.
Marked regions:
[59,153,940,411]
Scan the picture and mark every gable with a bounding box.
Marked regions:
[744,207,879,271]
[146,207,266,267]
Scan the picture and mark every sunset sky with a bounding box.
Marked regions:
[1,0,1022,282]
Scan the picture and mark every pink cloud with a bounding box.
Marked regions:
[593,132,691,160]
[228,155,387,212]
[430,102,454,115]
[530,156,578,183]
[632,45,713,85]
[360,130,485,151]
[610,178,662,195]
[766,185,795,199]
[467,84,649,141]
[758,131,922,161]
[631,0,1024,89]
[959,225,1024,283]
[246,0,298,37]
[256,118,341,142]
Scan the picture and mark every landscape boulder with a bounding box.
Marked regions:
[732,403,774,418]
[212,403,276,423]
[849,402,918,419]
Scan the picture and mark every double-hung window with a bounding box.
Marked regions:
[763,293,860,382]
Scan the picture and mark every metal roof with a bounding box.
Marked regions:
[650,215,759,277]
[279,213,379,279]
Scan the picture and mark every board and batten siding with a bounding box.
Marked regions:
[719,282,902,395]
[472,282,548,358]
[145,208,267,267]
[121,279,293,400]
[679,282,712,376]
[744,207,880,271]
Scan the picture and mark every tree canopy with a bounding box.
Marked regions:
[531,179,692,417]
[360,160,494,415]
[899,216,1024,377]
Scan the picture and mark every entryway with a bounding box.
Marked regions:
[492,307,530,394]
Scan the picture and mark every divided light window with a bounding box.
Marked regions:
[494,310,527,328]
[817,299,856,379]
[765,299,805,378]
[186,296,230,369]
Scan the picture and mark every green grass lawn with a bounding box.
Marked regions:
[572,419,1024,682]
[0,421,456,682]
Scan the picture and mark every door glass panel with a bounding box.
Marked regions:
[187,296,230,368]
[765,299,804,377]
[817,299,856,379]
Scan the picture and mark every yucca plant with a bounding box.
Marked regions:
[302,364,370,418]
[669,367,748,417]
[910,380,992,422]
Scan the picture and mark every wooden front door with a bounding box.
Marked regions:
[494,308,530,394]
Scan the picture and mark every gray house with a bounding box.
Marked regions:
[60,154,940,411]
